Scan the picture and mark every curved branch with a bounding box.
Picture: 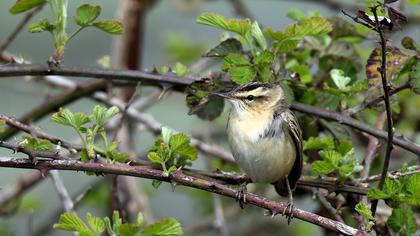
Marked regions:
[0,157,362,235]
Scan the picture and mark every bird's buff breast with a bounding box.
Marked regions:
[227,113,296,183]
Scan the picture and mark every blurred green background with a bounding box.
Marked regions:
[0,0,419,235]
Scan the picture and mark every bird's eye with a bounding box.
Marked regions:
[246,95,255,101]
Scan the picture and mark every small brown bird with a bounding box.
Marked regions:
[215,82,302,222]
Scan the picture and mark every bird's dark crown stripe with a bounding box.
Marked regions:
[237,83,270,92]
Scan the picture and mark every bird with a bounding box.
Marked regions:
[214,82,302,223]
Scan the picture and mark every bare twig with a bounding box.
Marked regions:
[314,188,344,223]
[0,5,44,54]
[0,157,362,235]
[0,140,70,160]
[49,170,74,212]
[369,5,395,217]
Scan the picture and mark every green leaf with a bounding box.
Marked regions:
[403,173,420,205]
[158,66,169,74]
[53,212,92,235]
[170,134,197,161]
[148,152,163,164]
[141,218,183,236]
[93,20,124,34]
[330,69,351,90]
[161,127,174,144]
[355,202,375,221]
[319,150,341,167]
[367,188,389,200]
[384,178,401,196]
[28,18,55,33]
[75,4,101,27]
[265,16,333,52]
[228,66,256,85]
[87,212,105,235]
[92,105,119,127]
[186,77,226,121]
[408,58,420,94]
[205,38,243,57]
[311,160,335,175]
[51,108,91,129]
[222,53,255,84]
[289,64,312,84]
[254,50,274,66]
[287,8,306,22]
[250,21,267,50]
[21,136,54,151]
[387,205,417,236]
[303,137,335,151]
[119,223,142,236]
[9,0,46,14]
[196,12,251,36]
[80,149,90,161]
[401,36,419,51]
[173,62,188,77]
[152,180,162,189]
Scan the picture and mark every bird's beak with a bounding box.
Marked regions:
[212,92,234,100]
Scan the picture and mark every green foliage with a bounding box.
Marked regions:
[264,16,333,52]
[306,138,362,182]
[9,0,46,14]
[51,105,128,162]
[387,204,417,236]
[408,58,420,94]
[148,127,197,178]
[355,202,375,230]
[54,211,183,236]
[205,38,243,57]
[222,53,255,84]
[9,1,123,62]
[367,174,420,207]
[186,77,225,120]
[330,69,351,90]
[172,62,188,77]
[20,135,54,151]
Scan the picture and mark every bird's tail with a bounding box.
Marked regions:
[273,179,289,197]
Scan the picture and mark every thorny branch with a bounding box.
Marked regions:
[0,157,362,236]
[368,5,395,217]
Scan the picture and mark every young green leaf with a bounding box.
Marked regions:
[367,188,389,200]
[311,160,335,175]
[53,212,92,235]
[148,152,163,164]
[355,202,375,222]
[9,0,46,14]
[141,218,183,236]
[287,8,306,22]
[250,21,267,50]
[205,38,243,57]
[93,20,124,34]
[161,127,174,144]
[303,137,335,151]
[196,12,251,36]
[87,213,105,235]
[173,62,188,77]
[21,136,54,151]
[28,18,55,33]
[92,105,119,127]
[75,4,101,27]
[387,205,417,236]
[330,69,351,90]
[265,16,333,52]
[170,133,197,160]
[403,173,420,205]
[222,53,255,84]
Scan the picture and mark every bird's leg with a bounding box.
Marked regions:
[235,180,249,209]
[282,177,294,224]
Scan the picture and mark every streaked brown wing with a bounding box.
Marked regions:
[281,110,303,190]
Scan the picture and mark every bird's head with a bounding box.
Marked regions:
[214,82,287,114]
